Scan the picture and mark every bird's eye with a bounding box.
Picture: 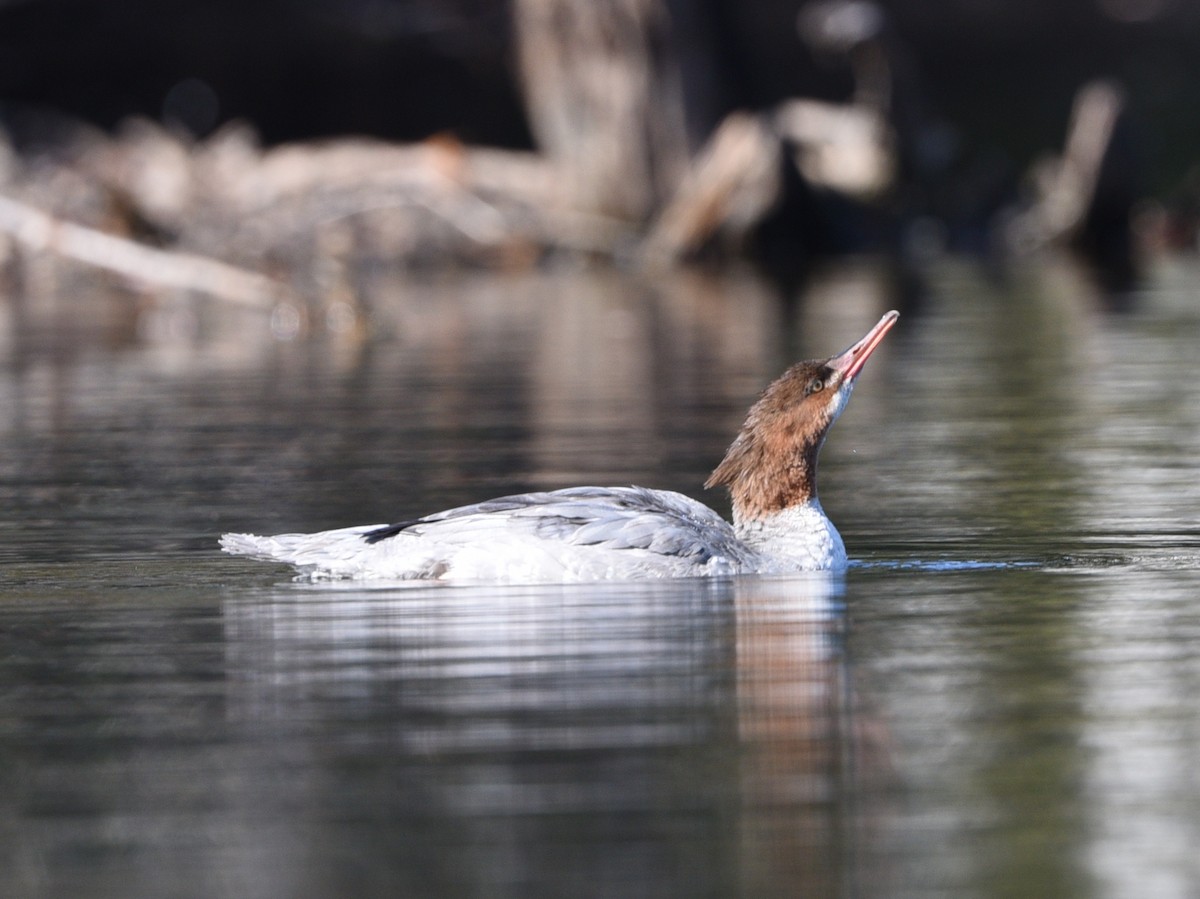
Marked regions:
[806,377,824,396]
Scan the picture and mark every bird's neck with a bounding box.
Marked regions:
[722,437,824,525]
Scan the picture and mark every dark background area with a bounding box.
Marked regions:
[2,0,1199,194]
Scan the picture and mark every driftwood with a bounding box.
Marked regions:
[0,0,911,320]
[641,101,897,264]
[0,0,1145,324]
[1007,80,1128,250]
[641,113,782,264]
[199,135,634,259]
[0,192,286,307]
[513,0,689,221]
[0,101,896,305]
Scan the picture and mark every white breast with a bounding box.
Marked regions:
[733,501,847,572]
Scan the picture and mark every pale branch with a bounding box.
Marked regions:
[0,193,289,308]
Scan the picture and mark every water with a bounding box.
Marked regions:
[3,257,1200,898]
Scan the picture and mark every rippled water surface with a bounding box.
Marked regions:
[3,259,1200,897]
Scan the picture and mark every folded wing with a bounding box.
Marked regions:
[221,486,757,581]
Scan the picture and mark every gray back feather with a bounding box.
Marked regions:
[379,486,753,564]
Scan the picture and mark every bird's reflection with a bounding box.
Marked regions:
[220,575,890,897]
[733,575,890,896]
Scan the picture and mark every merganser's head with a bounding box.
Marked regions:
[705,310,899,522]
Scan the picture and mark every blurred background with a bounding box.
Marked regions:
[2,0,1199,323]
[2,0,1195,168]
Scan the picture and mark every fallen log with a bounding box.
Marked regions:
[1006,80,1128,250]
[0,192,289,308]
[639,112,782,265]
[513,0,689,220]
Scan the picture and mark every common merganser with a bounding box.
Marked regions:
[220,310,898,582]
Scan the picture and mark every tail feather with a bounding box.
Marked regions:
[219,525,389,566]
[219,532,273,558]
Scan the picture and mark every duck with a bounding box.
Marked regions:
[220,310,898,582]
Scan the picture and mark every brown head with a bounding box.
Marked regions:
[705,310,898,522]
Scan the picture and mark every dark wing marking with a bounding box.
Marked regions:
[363,518,426,544]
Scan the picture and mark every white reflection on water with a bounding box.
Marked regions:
[226,580,732,757]
[218,572,888,897]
